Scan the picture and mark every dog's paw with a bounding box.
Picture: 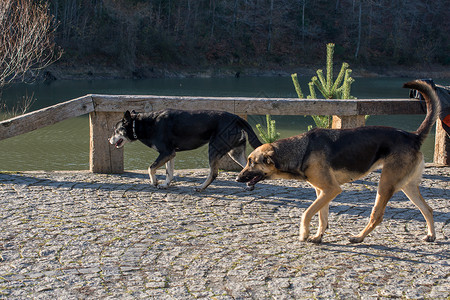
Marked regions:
[299,227,309,242]
[157,184,169,189]
[194,187,205,192]
[423,234,436,242]
[299,232,309,242]
[349,236,364,243]
[307,235,323,244]
[244,184,255,191]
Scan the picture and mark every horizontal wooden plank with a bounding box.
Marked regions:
[356,99,426,115]
[0,95,94,141]
[92,95,240,113]
[234,98,360,115]
[0,94,426,141]
[91,94,425,115]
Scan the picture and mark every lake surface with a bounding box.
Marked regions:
[1,76,449,171]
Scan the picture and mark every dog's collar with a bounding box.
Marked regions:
[132,119,138,139]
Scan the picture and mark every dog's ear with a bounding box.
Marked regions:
[130,110,138,118]
[123,110,132,123]
[263,150,280,169]
[263,150,275,165]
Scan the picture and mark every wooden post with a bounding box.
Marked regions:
[89,111,124,173]
[332,115,366,129]
[434,120,450,165]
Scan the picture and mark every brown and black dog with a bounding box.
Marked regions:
[237,80,440,243]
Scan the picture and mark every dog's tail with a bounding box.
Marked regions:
[238,117,263,149]
[403,80,441,145]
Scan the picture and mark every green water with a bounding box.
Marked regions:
[1,76,448,171]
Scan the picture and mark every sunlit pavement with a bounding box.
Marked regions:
[0,166,448,299]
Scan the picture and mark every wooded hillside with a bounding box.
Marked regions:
[48,0,449,74]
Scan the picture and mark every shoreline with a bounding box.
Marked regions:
[42,63,450,82]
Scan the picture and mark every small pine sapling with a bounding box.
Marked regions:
[256,114,280,143]
[291,43,358,129]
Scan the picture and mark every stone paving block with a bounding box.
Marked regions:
[0,167,448,299]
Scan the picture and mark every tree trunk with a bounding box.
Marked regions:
[302,0,306,46]
[267,0,274,52]
[210,0,216,38]
[354,0,362,59]
[232,0,238,39]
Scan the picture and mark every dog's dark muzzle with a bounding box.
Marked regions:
[236,171,264,186]
[236,173,251,183]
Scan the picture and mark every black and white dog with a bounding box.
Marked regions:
[109,109,262,191]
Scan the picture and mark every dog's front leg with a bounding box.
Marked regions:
[158,158,175,189]
[306,188,330,244]
[148,165,158,187]
[300,186,341,243]
[148,152,175,188]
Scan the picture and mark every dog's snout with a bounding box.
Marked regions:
[236,171,250,182]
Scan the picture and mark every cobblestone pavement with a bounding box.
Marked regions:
[0,166,448,299]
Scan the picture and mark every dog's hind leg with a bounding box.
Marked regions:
[227,143,247,168]
[349,171,396,243]
[195,160,219,192]
[402,182,435,242]
[195,141,226,192]
[158,158,175,189]
[229,144,256,191]
[401,158,435,242]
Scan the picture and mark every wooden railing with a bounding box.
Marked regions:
[1,94,449,172]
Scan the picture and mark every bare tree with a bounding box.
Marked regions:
[0,0,61,89]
